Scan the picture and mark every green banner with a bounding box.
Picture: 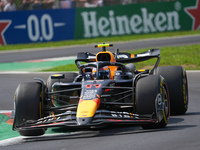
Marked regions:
[75,0,199,39]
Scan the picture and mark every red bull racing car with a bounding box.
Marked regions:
[13,43,188,136]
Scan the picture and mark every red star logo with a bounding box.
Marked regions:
[185,0,200,30]
[0,20,11,45]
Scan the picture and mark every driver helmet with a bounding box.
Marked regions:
[99,66,110,79]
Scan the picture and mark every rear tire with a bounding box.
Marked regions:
[13,82,45,136]
[154,66,188,115]
[47,72,78,107]
[136,75,170,129]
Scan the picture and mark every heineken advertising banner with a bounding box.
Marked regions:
[75,0,200,39]
[0,0,199,45]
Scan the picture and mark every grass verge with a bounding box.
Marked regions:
[0,30,200,52]
[42,44,200,71]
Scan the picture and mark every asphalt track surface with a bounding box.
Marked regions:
[0,34,200,63]
[0,35,200,149]
[0,71,200,150]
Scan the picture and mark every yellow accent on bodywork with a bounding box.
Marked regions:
[96,51,116,62]
[95,43,113,48]
[131,54,135,58]
[137,69,146,72]
[52,74,63,77]
[76,100,99,118]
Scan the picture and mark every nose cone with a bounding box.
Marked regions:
[76,99,100,118]
[76,99,100,125]
[77,117,93,125]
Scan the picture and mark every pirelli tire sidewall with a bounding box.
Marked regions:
[13,82,45,136]
[136,75,170,128]
[154,66,188,115]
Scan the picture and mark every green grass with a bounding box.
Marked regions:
[42,44,200,71]
[0,30,200,51]
[133,44,200,70]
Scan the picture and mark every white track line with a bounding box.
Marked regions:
[0,110,12,113]
[0,137,24,147]
[19,56,76,62]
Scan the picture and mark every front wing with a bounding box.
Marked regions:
[13,110,158,130]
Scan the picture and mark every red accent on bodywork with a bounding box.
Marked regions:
[108,119,158,123]
[30,122,65,128]
[78,99,84,104]
[105,89,110,92]
[94,84,101,88]
[85,85,92,88]
[93,98,101,108]
[108,119,123,122]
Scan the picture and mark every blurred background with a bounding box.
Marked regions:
[0,0,175,11]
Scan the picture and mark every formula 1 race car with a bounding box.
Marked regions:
[13,43,188,136]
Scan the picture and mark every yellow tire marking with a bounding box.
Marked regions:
[162,109,168,125]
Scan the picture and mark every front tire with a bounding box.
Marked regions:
[136,75,170,129]
[13,82,45,136]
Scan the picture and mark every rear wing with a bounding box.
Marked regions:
[116,49,160,63]
[75,49,160,63]
[75,44,160,74]
[115,49,160,75]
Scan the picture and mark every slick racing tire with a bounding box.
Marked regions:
[154,66,188,115]
[47,72,78,92]
[13,82,45,136]
[136,75,170,129]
